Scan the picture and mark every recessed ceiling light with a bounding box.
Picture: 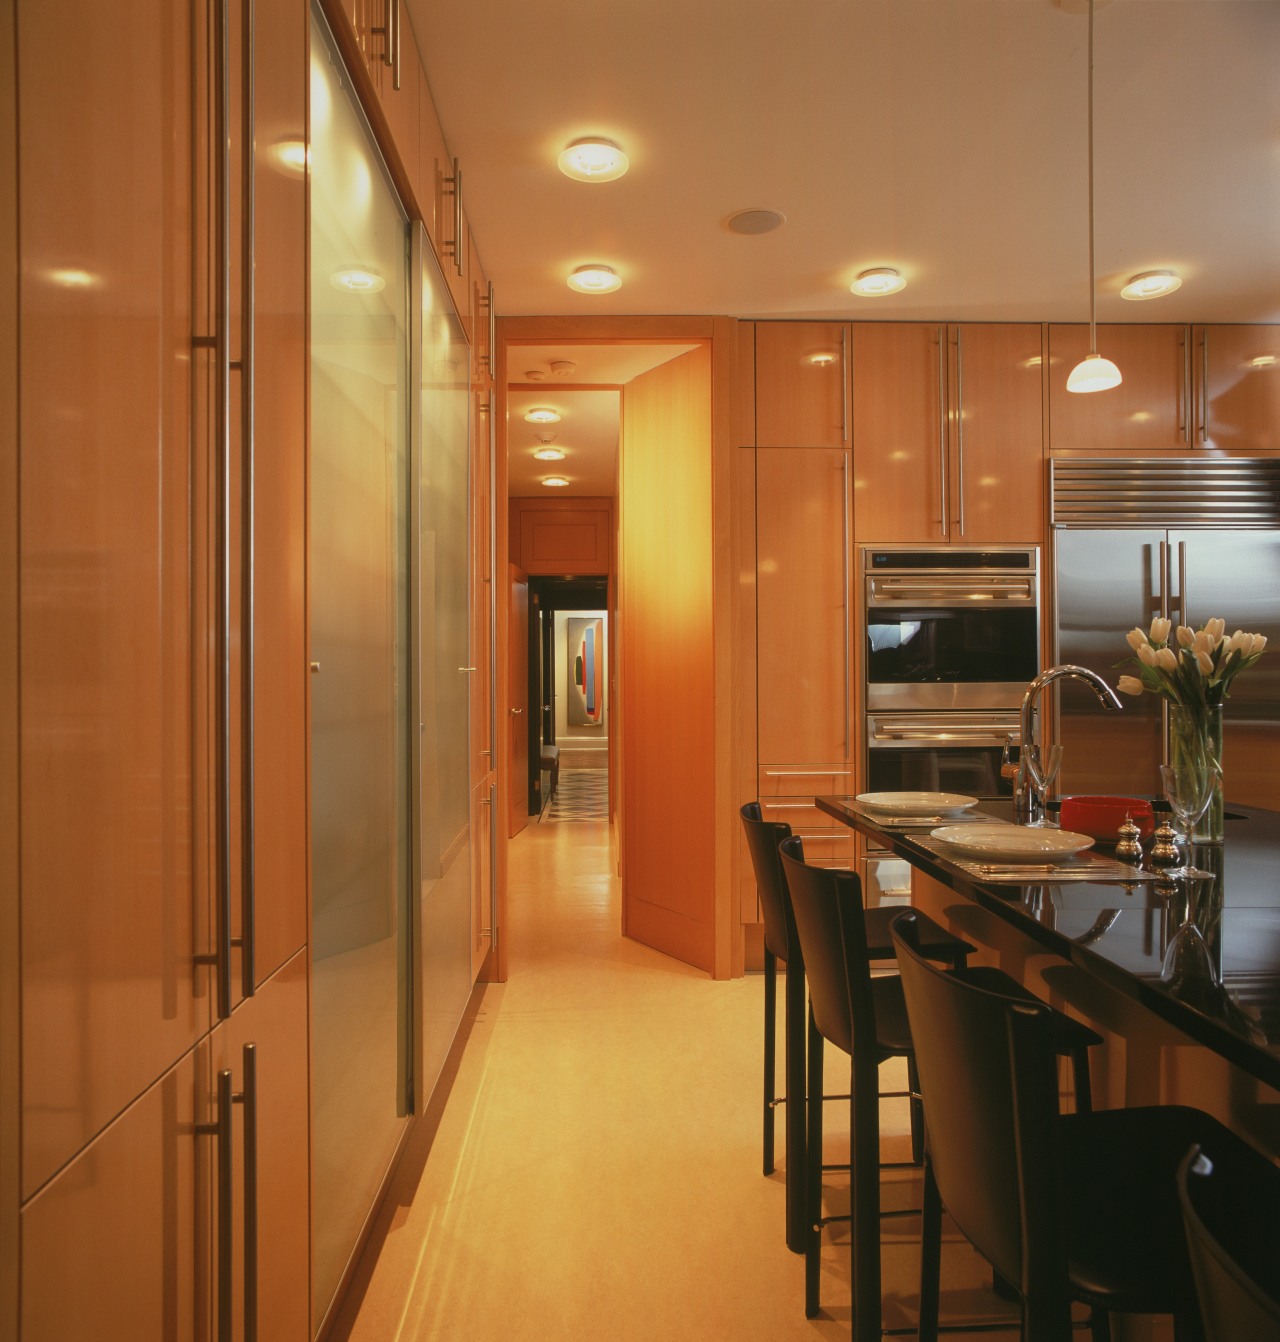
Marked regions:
[541,475,570,488]
[558,138,629,183]
[851,267,906,297]
[727,208,785,236]
[1121,270,1182,301]
[524,407,561,424]
[550,360,578,377]
[567,264,622,294]
[330,267,385,294]
[534,447,566,461]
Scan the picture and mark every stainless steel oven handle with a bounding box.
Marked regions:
[762,769,852,778]
[954,326,966,537]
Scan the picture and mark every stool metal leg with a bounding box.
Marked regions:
[805,1007,824,1318]
[763,948,777,1176]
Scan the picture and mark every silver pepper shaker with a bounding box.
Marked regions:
[1115,814,1143,864]
[1149,820,1180,869]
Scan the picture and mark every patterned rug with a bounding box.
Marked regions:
[542,768,609,822]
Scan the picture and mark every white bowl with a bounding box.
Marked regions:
[855,791,978,816]
[929,824,1095,863]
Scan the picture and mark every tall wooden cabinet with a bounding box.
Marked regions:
[13,0,309,1334]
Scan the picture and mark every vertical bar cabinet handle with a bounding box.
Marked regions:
[954,326,966,537]
[839,325,849,444]
[1199,327,1210,444]
[239,0,257,1000]
[936,325,949,537]
[235,1043,258,1342]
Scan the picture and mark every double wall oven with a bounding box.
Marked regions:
[861,547,1041,902]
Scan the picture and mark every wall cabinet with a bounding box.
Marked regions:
[753,321,849,447]
[1049,323,1280,455]
[1195,324,1280,452]
[852,323,1044,544]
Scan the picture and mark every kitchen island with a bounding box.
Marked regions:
[818,795,1280,1152]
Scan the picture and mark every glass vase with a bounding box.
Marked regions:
[1168,703,1224,843]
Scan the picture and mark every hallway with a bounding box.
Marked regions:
[328,815,1007,1340]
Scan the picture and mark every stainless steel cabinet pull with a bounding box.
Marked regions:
[509,706,523,715]
[839,325,849,444]
[1178,540,1189,626]
[1199,327,1210,445]
[954,326,966,537]
[237,1044,258,1342]
[239,0,257,1001]
[443,158,464,276]
[458,665,477,672]
[936,326,949,537]
[196,1068,235,1342]
[1178,327,1190,443]
[763,769,852,778]
[372,0,394,68]
[486,281,496,377]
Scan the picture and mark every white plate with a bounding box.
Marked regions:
[855,791,978,816]
[929,824,1095,863]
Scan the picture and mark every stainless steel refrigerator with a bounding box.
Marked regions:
[1050,459,1280,811]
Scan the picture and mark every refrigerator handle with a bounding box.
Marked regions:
[1158,538,1170,623]
[1178,540,1188,627]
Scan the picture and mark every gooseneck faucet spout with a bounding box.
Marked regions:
[1015,664,1123,824]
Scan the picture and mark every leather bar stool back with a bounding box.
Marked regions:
[1179,1141,1280,1340]
[739,802,807,1252]
[893,910,1261,1342]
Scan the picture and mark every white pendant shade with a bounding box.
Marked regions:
[1066,352,1123,394]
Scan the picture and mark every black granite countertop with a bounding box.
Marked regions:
[816,795,1280,1092]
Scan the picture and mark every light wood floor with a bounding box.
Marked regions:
[327,815,1015,1341]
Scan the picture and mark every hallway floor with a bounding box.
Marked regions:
[328,816,1013,1341]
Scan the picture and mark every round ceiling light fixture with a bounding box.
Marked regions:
[330,267,385,294]
[567,264,622,294]
[523,407,561,424]
[1121,269,1182,301]
[557,138,629,183]
[541,475,570,488]
[1065,352,1123,394]
[727,208,786,236]
[850,267,906,297]
[533,447,566,461]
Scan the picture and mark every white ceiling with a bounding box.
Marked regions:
[406,0,1280,326]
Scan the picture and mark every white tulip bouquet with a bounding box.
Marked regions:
[1117,617,1268,709]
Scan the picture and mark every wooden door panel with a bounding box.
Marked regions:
[755,448,849,763]
[1048,323,1189,453]
[754,322,848,447]
[211,952,310,1342]
[18,0,209,1195]
[1197,324,1280,452]
[851,323,947,543]
[21,1045,208,1341]
[951,324,1045,544]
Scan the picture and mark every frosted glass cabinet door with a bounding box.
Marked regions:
[309,10,413,1324]
[412,227,474,1101]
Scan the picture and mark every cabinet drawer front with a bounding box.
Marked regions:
[786,831,857,868]
[757,766,854,798]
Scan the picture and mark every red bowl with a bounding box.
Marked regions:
[1058,795,1155,844]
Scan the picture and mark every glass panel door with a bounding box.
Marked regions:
[308,10,412,1321]
[412,227,473,1099]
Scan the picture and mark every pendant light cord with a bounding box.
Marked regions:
[1086,0,1097,356]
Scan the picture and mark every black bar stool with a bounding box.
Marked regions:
[1179,1139,1280,1340]
[893,910,1265,1342]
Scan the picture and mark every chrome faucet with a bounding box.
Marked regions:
[1012,664,1123,824]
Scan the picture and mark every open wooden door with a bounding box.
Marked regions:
[508,564,529,836]
[618,346,716,972]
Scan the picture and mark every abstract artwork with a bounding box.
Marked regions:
[567,616,605,727]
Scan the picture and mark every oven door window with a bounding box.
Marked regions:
[866,607,1038,686]
[866,745,1011,797]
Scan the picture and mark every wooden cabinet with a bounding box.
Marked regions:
[1048,323,1190,452]
[1048,323,1280,455]
[755,448,850,764]
[509,498,613,575]
[14,0,310,1332]
[753,321,849,447]
[852,323,1044,544]
[1195,324,1280,452]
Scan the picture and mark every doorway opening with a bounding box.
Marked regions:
[528,576,610,821]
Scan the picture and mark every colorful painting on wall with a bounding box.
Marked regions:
[567,616,605,728]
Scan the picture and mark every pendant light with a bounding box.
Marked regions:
[1066,0,1122,394]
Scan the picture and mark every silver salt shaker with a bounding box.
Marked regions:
[1115,814,1143,864]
